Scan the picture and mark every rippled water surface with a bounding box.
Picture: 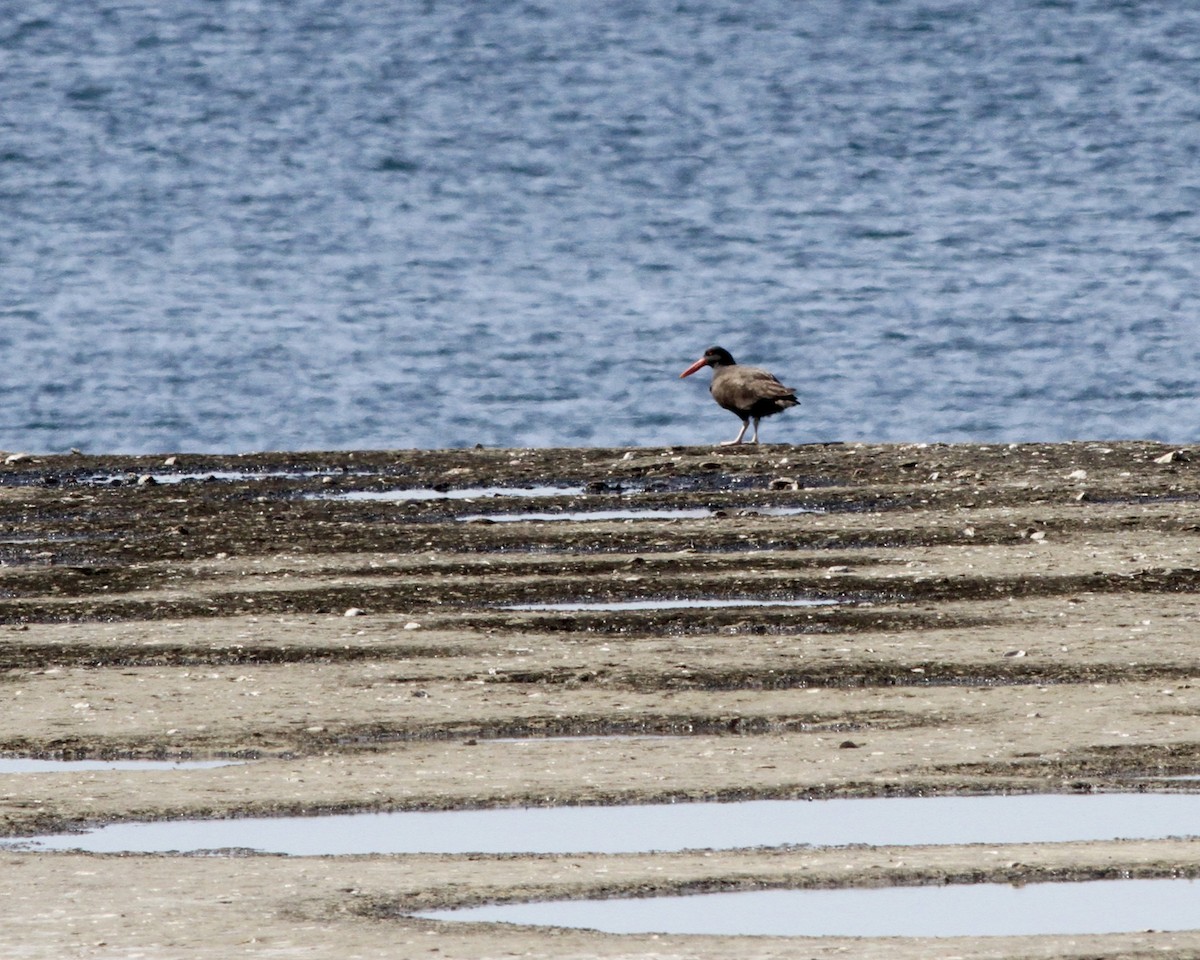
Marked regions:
[3,1,1198,453]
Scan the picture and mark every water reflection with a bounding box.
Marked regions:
[420,878,1200,937]
[10,793,1200,856]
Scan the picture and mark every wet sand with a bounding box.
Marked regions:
[0,441,1198,958]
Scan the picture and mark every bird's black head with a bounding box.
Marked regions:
[702,346,736,367]
[680,345,738,379]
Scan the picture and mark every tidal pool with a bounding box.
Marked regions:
[418,877,1200,937]
[9,793,1200,856]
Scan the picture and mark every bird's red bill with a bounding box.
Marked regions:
[679,357,708,379]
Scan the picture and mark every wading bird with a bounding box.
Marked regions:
[679,346,799,445]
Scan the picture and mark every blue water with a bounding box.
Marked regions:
[3,1,1198,453]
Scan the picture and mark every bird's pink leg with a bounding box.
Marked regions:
[720,420,749,446]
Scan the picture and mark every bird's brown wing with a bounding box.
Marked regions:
[713,366,798,413]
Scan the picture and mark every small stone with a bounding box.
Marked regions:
[343,607,365,617]
[1065,469,1087,480]
[163,456,178,466]
[1155,450,1187,464]
[838,740,860,749]
[403,621,422,630]
[768,476,798,490]
[4,453,31,465]
[1004,649,1027,658]
[1029,530,1046,542]
[137,475,157,486]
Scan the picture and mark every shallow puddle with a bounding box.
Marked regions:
[463,507,714,522]
[491,734,676,745]
[0,535,94,545]
[84,470,343,486]
[0,759,242,773]
[331,485,583,502]
[504,598,839,612]
[418,877,1200,937]
[10,793,1200,856]
[460,505,816,522]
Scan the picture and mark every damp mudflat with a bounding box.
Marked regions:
[418,877,1200,937]
[2,442,1200,958]
[11,793,1200,856]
